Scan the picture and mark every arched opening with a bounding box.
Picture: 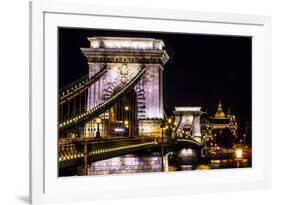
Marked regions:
[109,89,138,137]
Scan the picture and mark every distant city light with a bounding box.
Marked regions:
[235,148,243,159]
[114,128,124,132]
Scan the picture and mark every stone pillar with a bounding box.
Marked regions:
[143,65,163,119]
[87,63,105,110]
[192,115,201,137]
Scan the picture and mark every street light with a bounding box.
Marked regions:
[160,120,166,171]
[168,118,172,124]
[124,120,129,128]
[124,106,129,111]
[235,147,243,160]
[96,117,101,138]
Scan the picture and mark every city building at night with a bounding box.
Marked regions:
[172,101,238,147]
[201,100,238,147]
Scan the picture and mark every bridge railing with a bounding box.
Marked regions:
[59,66,107,104]
[59,73,89,93]
[58,136,158,168]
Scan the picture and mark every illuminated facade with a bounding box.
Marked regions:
[81,37,170,137]
[173,101,238,146]
[207,100,237,135]
[201,100,238,147]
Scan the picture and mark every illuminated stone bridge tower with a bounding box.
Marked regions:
[81,37,170,137]
[173,107,203,143]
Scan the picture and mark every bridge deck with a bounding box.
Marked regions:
[59,137,158,169]
[59,137,204,169]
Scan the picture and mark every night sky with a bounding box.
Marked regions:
[59,28,252,127]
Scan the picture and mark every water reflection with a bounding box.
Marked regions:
[172,158,250,171]
[88,152,251,176]
[89,153,162,175]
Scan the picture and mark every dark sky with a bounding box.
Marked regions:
[59,28,252,127]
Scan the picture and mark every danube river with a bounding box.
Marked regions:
[88,151,251,176]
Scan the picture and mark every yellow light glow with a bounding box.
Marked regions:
[235,148,243,159]
[168,118,172,124]
[124,106,129,111]
[96,117,102,124]
[124,120,129,125]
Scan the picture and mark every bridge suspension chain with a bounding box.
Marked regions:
[59,67,146,131]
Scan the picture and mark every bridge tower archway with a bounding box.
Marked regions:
[173,107,203,144]
[81,37,170,138]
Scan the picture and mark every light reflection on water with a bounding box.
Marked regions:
[175,159,250,171]
[89,153,162,175]
[88,153,251,176]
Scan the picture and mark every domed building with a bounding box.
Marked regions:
[201,100,238,148]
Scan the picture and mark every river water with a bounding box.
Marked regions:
[88,152,251,176]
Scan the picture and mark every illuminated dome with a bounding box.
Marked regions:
[214,99,226,119]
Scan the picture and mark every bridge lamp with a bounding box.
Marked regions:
[96,117,101,124]
[124,120,129,125]
[168,118,172,124]
[235,148,243,160]
[160,120,167,140]
[124,120,129,129]
[96,117,102,138]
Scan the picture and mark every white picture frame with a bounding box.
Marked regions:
[29,1,272,204]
